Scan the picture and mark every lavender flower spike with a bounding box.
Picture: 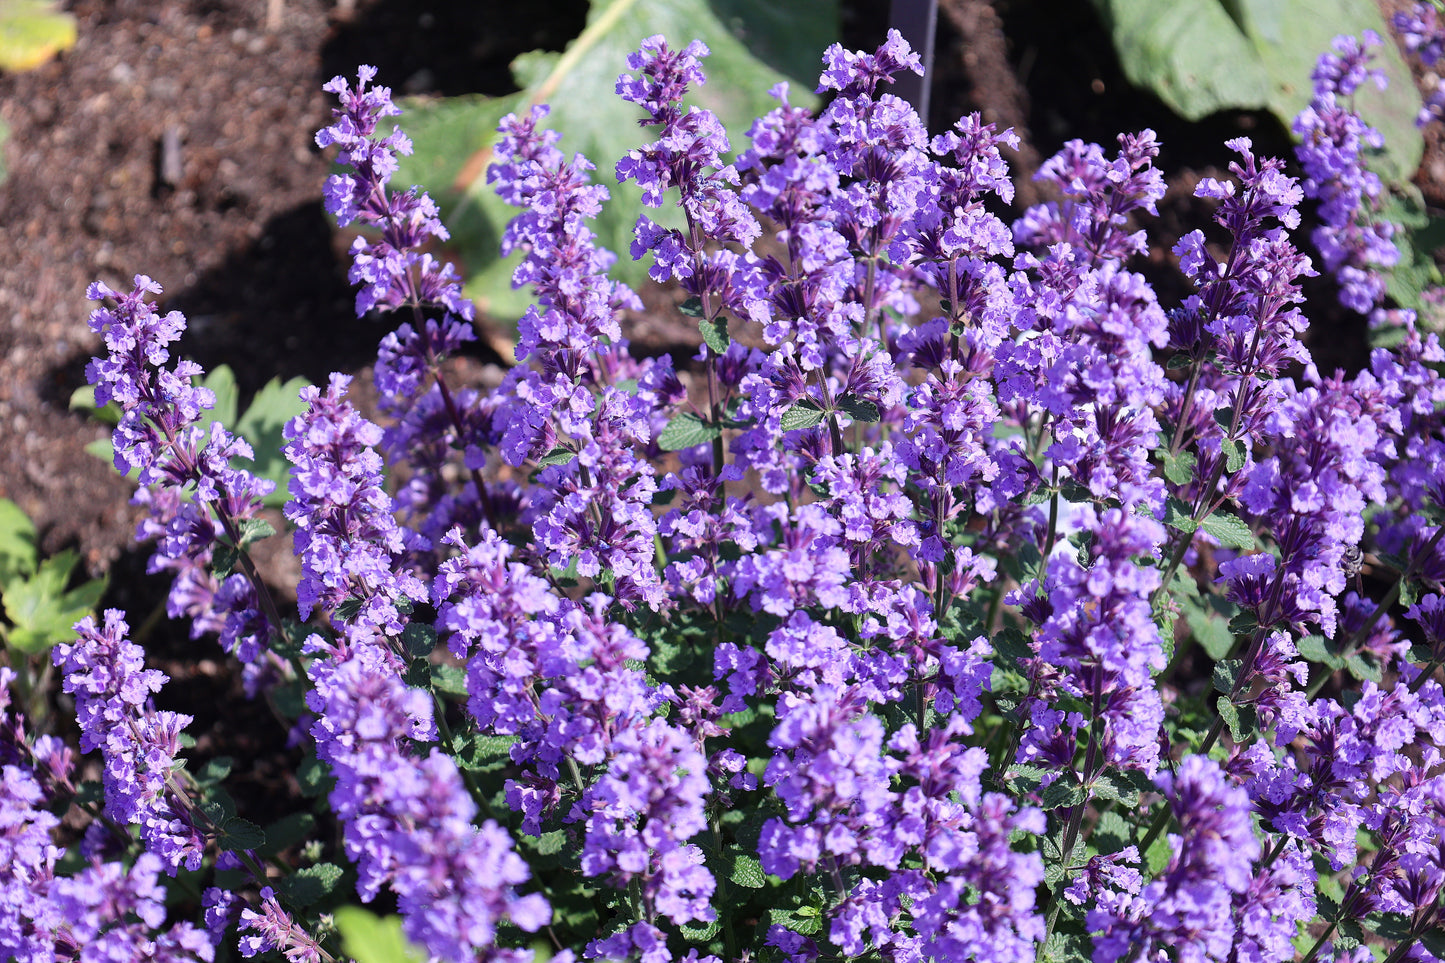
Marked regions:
[52,610,206,873]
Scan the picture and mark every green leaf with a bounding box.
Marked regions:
[698,316,730,354]
[430,663,468,699]
[530,830,568,856]
[1200,512,1255,549]
[210,542,241,581]
[1213,658,1244,695]
[218,817,266,852]
[1220,437,1245,474]
[1091,769,1144,807]
[0,0,77,73]
[1089,0,1422,185]
[1181,597,1235,661]
[276,862,344,908]
[3,550,107,655]
[259,812,316,857]
[1162,496,1196,534]
[1159,449,1196,487]
[195,365,239,440]
[1146,828,1174,874]
[837,395,880,423]
[1344,652,1382,683]
[334,907,427,963]
[779,400,825,432]
[233,375,311,508]
[658,411,721,451]
[1041,777,1087,810]
[728,852,767,889]
[535,446,577,468]
[1217,695,1244,741]
[1296,634,1344,670]
[678,297,704,318]
[297,754,332,798]
[401,622,438,658]
[237,517,276,549]
[0,497,37,584]
[391,0,839,321]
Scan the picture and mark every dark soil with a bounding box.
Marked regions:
[0,0,1438,814]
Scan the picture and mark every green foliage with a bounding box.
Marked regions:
[0,0,76,73]
[333,908,427,963]
[0,499,106,656]
[388,0,839,320]
[1090,0,1423,185]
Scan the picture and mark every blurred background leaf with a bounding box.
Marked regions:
[1091,0,1423,186]
[389,0,839,322]
[0,0,77,73]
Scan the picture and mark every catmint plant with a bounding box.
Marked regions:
[7,13,1445,963]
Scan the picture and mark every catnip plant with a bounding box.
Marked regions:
[4,9,1445,963]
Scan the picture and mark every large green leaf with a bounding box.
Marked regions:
[1090,0,1423,185]
[392,0,839,321]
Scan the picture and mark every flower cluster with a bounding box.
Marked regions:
[18,17,1445,963]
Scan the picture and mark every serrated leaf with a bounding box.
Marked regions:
[276,862,344,908]
[535,446,577,468]
[1041,778,1087,810]
[1162,495,1196,534]
[678,296,704,318]
[1200,511,1255,549]
[391,0,839,322]
[728,852,766,888]
[698,315,730,353]
[0,0,77,73]
[1166,353,1194,370]
[237,517,276,549]
[0,497,37,584]
[219,817,266,852]
[1217,695,1244,741]
[779,400,825,432]
[658,411,722,451]
[1220,437,1245,473]
[1091,0,1422,185]
[334,597,364,623]
[334,908,427,963]
[837,395,879,422]
[1213,658,1244,695]
[1160,449,1196,487]
[1091,770,1142,807]
[529,830,567,856]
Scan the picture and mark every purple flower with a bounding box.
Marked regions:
[1089,756,1261,963]
[52,611,205,873]
[85,278,278,678]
